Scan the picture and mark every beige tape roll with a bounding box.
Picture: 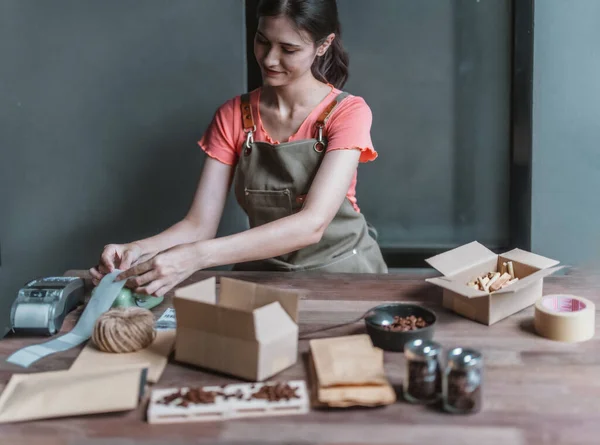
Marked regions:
[534,294,595,343]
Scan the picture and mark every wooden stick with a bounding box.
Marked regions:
[501,277,519,288]
[507,261,515,279]
[490,273,512,292]
[477,277,489,292]
[487,272,501,289]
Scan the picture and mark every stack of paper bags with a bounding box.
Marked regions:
[309,334,396,408]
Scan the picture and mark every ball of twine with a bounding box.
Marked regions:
[92,307,156,353]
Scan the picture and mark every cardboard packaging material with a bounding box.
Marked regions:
[173,277,306,381]
[0,363,147,423]
[425,241,564,325]
[309,334,396,408]
[70,329,176,383]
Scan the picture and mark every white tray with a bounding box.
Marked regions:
[147,380,309,424]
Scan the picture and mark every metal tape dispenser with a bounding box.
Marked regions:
[10,276,86,336]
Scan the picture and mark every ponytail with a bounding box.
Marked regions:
[312,34,349,89]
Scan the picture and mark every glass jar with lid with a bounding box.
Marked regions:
[403,339,443,404]
[443,347,483,414]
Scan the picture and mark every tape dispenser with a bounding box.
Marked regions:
[10,276,86,336]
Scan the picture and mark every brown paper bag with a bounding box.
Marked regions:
[309,334,388,387]
[318,384,396,407]
[308,335,396,408]
[70,329,175,383]
[0,363,147,423]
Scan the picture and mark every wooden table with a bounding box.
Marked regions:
[0,268,599,445]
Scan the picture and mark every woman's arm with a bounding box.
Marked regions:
[91,156,234,279]
[117,148,362,295]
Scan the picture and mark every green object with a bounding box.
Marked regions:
[110,288,136,308]
[131,292,164,310]
[91,287,164,310]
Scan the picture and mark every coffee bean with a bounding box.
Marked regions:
[158,387,218,406]
[250,383,300,402]
[157,382,301,407]
[383,315,429,332]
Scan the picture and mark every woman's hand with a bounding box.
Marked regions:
[115,243,202,297]
[89,243,144,286]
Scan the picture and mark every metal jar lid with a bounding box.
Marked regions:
[404,339,442,361]
[446,347,483,370]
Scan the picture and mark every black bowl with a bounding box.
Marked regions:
[364,303,437,352]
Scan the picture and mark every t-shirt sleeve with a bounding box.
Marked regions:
[324,95,378,163]
[197,97,240,166]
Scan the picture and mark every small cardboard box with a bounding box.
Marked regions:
[425,241,564,325]
[173,276,305,381]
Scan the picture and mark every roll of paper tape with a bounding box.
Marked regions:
[534,294,595,343]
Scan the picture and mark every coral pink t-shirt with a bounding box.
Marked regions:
[198,84,378,212]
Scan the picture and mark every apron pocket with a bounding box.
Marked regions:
[244,188,293,228]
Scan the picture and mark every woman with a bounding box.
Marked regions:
[90,0,388,296]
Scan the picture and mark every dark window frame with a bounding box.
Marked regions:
[244,0,534,267]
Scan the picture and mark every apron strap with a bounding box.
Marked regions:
[240,93,255,132]
[315,91,351,127]
[240,93,256,148]
[313,91,351,151]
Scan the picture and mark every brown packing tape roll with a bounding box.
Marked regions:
[534,295,595,343]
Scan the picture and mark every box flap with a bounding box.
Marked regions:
[173,298,219,332]
[253,301,298,343]
[500,248,560,270]
[218,277,256,310]
[220,277,301,324]
[492,265,565,295]
[216,305,257,340]
[425,277,488,299]
[173,277,217,304]
[425,241,497,276]
[253,284,301,324]
[174,297,257,340]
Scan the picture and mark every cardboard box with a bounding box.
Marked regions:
[425,241,564,325]
[173,276,305,381]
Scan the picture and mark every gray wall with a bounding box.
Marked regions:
[338,0,512,251]
[0,0,247,336]
[531,0,600,266]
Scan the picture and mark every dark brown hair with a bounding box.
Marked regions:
[257,0,349,89]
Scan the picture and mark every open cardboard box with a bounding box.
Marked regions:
[425,241,565,325]
[173,277,306,381]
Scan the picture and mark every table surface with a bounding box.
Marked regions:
[0,268,598,445]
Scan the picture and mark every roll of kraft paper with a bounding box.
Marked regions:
[534,294,595,343]
[6,270,127,367]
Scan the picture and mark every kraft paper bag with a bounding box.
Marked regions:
[70,329,175,383]
[308,335,396,408]
[309,334,388,387]
[0,363,147,423]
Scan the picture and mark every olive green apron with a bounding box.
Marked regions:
[231,91,388,274]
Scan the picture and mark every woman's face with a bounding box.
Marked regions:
[254,15,321,87]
